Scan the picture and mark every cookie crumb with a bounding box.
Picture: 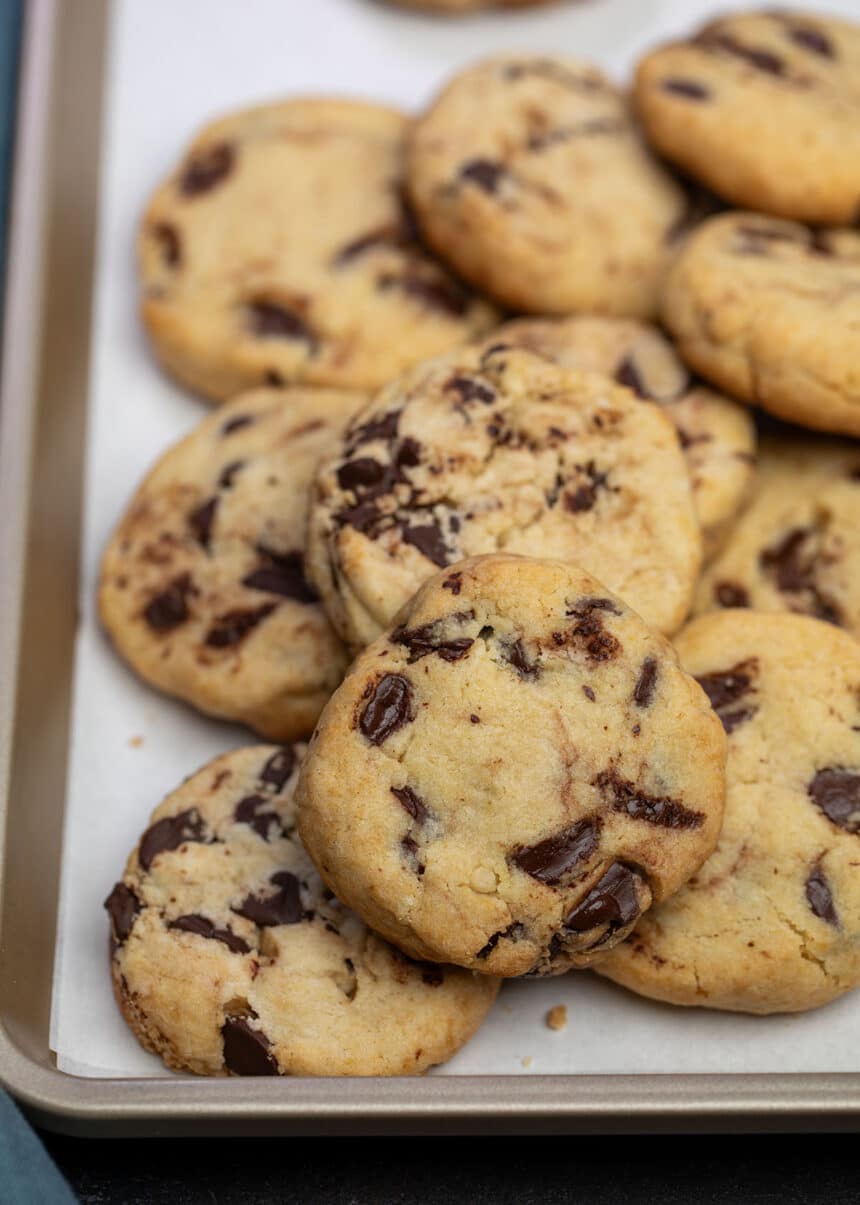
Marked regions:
[470,866,497,894]
[128,735,144,749]
[520,1055,533,1069]
[545,1005,567,1032]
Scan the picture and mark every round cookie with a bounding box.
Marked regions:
[695,432,860,638]
[297,554,727,978]
[634,10,860,225]
[105,744,499,1075]
[597,610,860,1014]
[662,212,860,437]
[99,387,360,740]
[406,55,687,317]
[387,0,558,11]
[483,317,757,558]
[306,345,703,651]
[139,99,497,402]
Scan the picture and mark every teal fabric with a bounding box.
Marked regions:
[0,1092,75,1204]
[0,0,21,296]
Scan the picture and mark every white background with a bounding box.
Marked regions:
[51,0,860,1077]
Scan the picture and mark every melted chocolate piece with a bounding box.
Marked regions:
[220,414,254,437]
[142,573,195,633]
[715,581,750,608]
[565,462,610,514]
[358,674,414,745]
[564,862,642,933]
[221,1014,279,1076]
[700,32,786,75]
[615,356,650,400]
[104,882,141,944]
[247,301,316,347]
[695,658,758,735]
[476,922,525,960]
[347,408,401,450]
[391,785,430,825]
[338,458,386,491]
[218,460,245,489]
[260,747,295,790]
[377,271,470,318]
[139,808,207,872]
[169,914,250,954]
[787,24,834,58]
[204,603,276,648]
[337,500,382,535]
[188,497,218,550]
[233,871,303,927]
[806,864,839,926]
[242,548,317,602]
[511,817,601,886]
[661,78,710,99]
[566,599,622,662]
[502,637,540,680]
[633,658,659,708]
[400,520,451,568]
[152,222,181,268]
[720,708,757,735]
[808,768,860,833]
[394,619,474,664]
[400,833,425,875]
[180,143,233,196]
[595,770,704,830]
[759,528,842,625]
[443,572,463,595]
[234,794,281,841]
[459,159,505,194]
[446,376,495,405]
[333,224,403,267]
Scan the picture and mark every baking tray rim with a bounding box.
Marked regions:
[2,0,860,1134]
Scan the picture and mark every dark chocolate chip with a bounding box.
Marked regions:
[204,603,276,648]
[787,24,834,58]
[501,637,540,680]
[169,913,250,954]
[337,500,382,535]
[446,376,496,406]
[715,581,750,608]
[400,833,425,875]
[337,458,387,492]
[720,707,757,735]
[333,224,403,267]
[511,817,601,886]
[583,685,595,702]
[459,159,505,194]
[139,808,207,872]
[633,658,659,708]
[661,78,710,99]
[142,573,195,633]
[242,548,318,603]
[808,768,860,833]
[397,437,422,468]
[218,460,245,489]
[247,301,316,347]
[595,770,704,830]
[188,496,218,550]
[699,32,786,75]
[394,619,474,664]
[104,882,141,944]
[220,414,254,437]
[566,599,622,662]
[233,871,302,927]
[259,747,295,790]
[358,674,414,745]
[695,658,758,715]
[152,222,181,268]
[400,520,451,568]
[180,142,233,196]
[564,461,610,514]
[221,1014,279,1076]
[615,355,650,400]
[806,864,839,926]
[476,922,525,960]
[234,794,282,841]
[391,785,430,825]
[377,270,470,318]
[564,862,643,932]
[347,408,401,450]
[443,572,463,595]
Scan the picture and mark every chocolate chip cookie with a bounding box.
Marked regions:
[597,610,860,1013]
[695,431,860,638]
[306,345,702,650]
[634,10,860,224]
[296,555,727,977]
[106,745,498,1075]
[140,99,496,402]
[406,55,687,317]
[99,387,360,740]
[662,212,860,437]
[387,0,558,11]
[482,317,757,558]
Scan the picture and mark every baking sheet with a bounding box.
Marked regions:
[50,0,860,1079]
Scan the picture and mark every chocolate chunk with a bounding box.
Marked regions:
[566,599,622,662]
[583,685,595,702]
[142,573,195,633]
[760,527,817,590]
[169,914,250,954]
[218,460,245,489]
[419,963,444,987]
[337,458,386,492]
[234,794,281,841]
[633,658,659,708]
[446,376,495,405]
[220,414,254,437]
[233,871,303,927]
[180,142,233,196]
[700,32,786,75]
[104,882,141,944]
[391,785,430,825]
[595,770,704,830]
[188,497,218,550]
[806,864,839,926]
[808,768,860,833]
[443,572,463,595]
[511,817,601,886]
[242,548,318,602]
[787,24,834,58]
[400,833,425,875]
[661,78,710,99]
[204,603,276,648]
[400,520,451,568]
[394,619,474,664]
[221,1014,279,1076]
[247,301,316,347]
[615,356,649,400]
[377,271,470,318]
[259,747,295,790]
[347,408,401,450]
[152,222,181,268]
[397,437,422,468]
[695,658,758,721]
[715,581,750,608]
[358,674,414,745]
[337,499,383,535]
[502,637,540,680]
[720,708,757,735]
[476,922,525,960]
[459,159,505,194]
[564,862,643,933]
[333,224,402,267]
[565,462,610,514]
[139,808,207,872]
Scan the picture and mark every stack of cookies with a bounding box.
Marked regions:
[101,8,860,1077]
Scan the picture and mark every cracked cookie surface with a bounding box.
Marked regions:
[105,744,498,1076]
[99,387,361,740]
[306,345,702,650]
[695,431,860,639]
[634,10,860,224]
[598,610,860,1014]
[139,99,496,402]
[662,212,860,437]
[481,316,757,558]
[296,555,726,977]
[406,54,686,317]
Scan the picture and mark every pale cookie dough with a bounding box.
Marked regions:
[297,555,727,977]
[662,212,860,438]
[306,345,702,650]
[598,611,860,1014]
[105,744,499,1076]
[139,98,496,402]
[99,387,360,740]
[634,10,860,224]
[483,316,757,558]
[406,55,687,317]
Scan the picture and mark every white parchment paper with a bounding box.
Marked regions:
[50,0,860,1078]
